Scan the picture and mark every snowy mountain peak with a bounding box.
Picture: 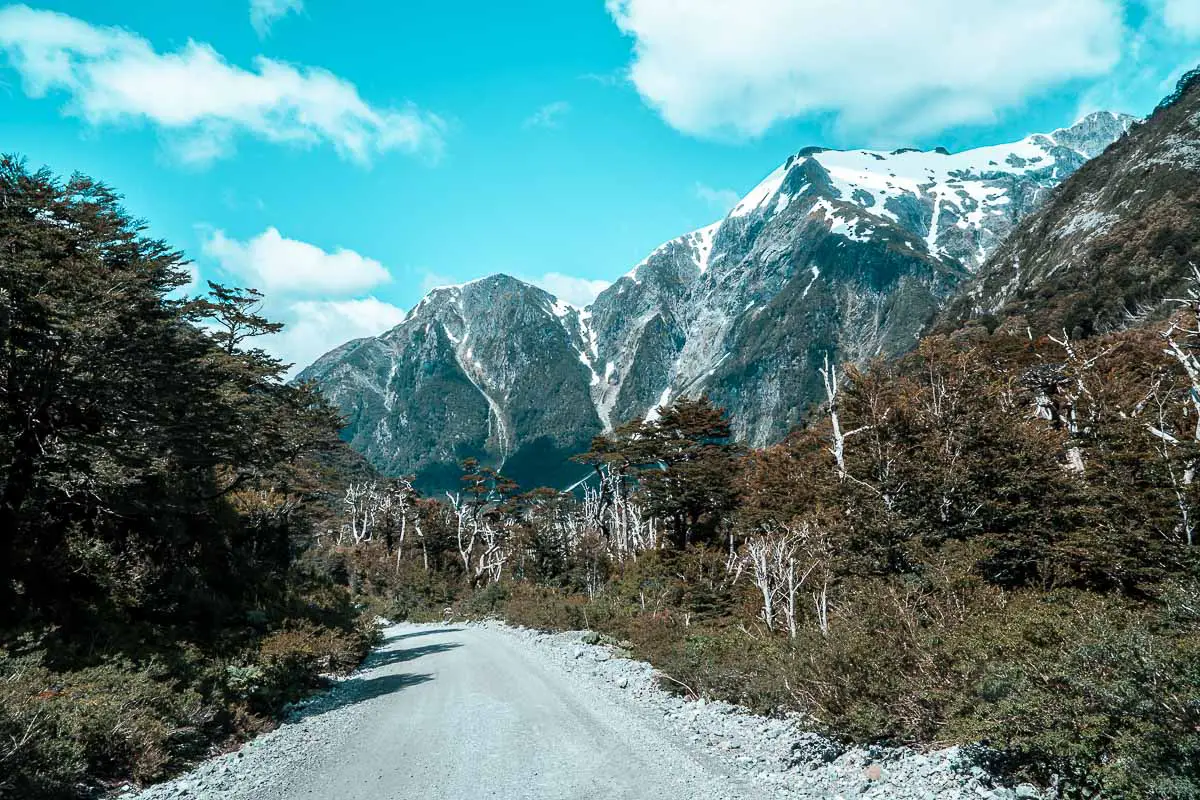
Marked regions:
[718,111,1134,270]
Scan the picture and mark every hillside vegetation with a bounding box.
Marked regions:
[0,158,378,799]
[324,318,1200,799]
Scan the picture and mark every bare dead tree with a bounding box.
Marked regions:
[340,481,387,545]
[446,491,509,585]
[447,491,476,578]
[576,465,659,562]
[1133,263,1200,545]
[731,521,831,638]
[390,477,419,570]
[819,353,872,486]
[1162,263,1200,442]
[1152,385,1195,546]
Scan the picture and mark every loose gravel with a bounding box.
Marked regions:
[120,619,1044,800]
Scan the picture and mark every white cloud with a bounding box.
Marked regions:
[695,182,739,214]
[523,100,571,129]
[274,297,407,373]
[202,227,391,296]
[529,272,610,307]
[606,0,1127,139]
[0,4,443,164]
[251,0,303,38]
[196,226,404,372]
[1162,0,1200,36]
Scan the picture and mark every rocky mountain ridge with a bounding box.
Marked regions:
[943,70,1200,336]
[300,112,1136,491]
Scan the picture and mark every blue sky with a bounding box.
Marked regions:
[1,0,1197,371]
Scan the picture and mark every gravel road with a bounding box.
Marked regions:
[126,622,1042,800]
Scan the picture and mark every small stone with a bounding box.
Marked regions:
[864,763,883,781]
[616,676,629,688]
[593,650,610,662]
[1015,786,1040,800]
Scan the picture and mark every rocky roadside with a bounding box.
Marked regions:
[117,633,401,800]
[476,619,1044,800]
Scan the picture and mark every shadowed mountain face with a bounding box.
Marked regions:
[300,113,1135,492]
[942,73,1200,338]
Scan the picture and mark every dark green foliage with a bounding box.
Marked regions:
[0,157,369,798]
[578,396,740,547]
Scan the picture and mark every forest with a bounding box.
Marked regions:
[2,156,1199,800]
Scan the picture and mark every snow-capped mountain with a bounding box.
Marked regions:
[300,112,1135,492]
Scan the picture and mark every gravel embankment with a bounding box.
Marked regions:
[475,621,1042,800]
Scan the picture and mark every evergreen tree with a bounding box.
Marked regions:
[0,155,340,633]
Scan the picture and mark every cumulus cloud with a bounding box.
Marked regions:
[197,226,404,372]
[202,227,391,296]
[0,4,443,164]
[523,100,571,129]
[250,0,302,38]
[529,272,610,307]
[695,182,739,214]
[1162,0,1200,36]
[273,297,407,372]
[605,0,1127,139]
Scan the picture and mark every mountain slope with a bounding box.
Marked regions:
[588,111,1134,445]
[300,276,601,492]
[942,72,1200,337]
[300,113,1133,490]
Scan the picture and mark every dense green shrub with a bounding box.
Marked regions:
[0,659,214,797]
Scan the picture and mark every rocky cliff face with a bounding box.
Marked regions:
[300,113,1134,491]
[299,276,602,492]
[590,111,1134,446]
[943,74,1200,337]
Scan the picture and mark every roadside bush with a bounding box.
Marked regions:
[0,659,215,798]
[252,620,376,711]
[958,607,1200,798]
[462,581,510,618]
[500,583,600,631]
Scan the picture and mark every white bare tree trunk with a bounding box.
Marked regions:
[819,354,870,483]
[732,522,831,639]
